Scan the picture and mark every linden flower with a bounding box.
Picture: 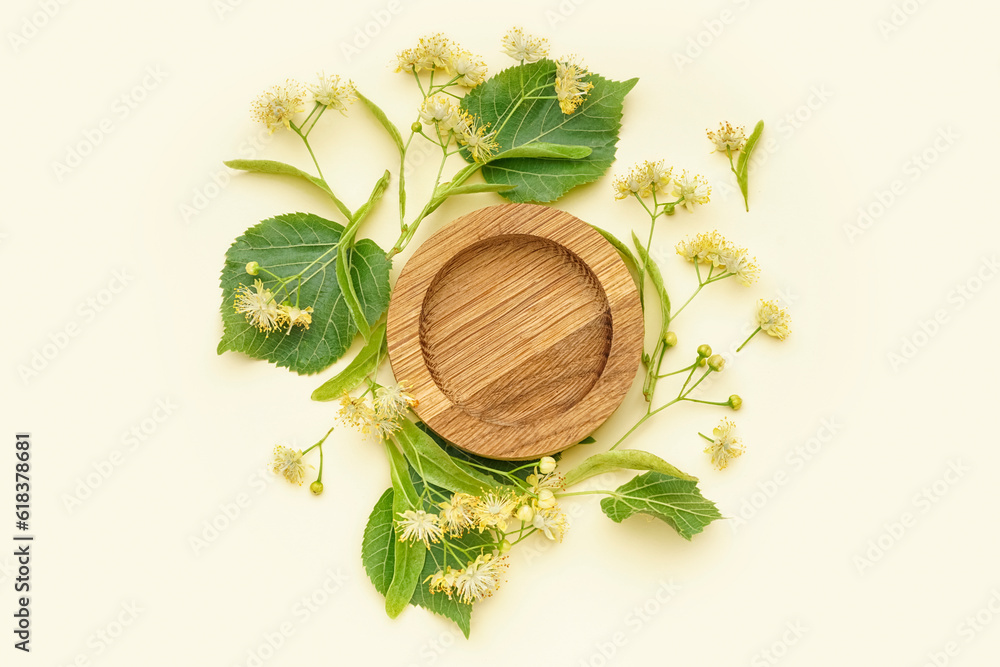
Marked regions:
[475,492,517,532]
[251,81,305,133]
[532,507,568,542]
[526,472,565,493]
[457,113,499,163]
[418,94,462,131]
[450,50,488,88]
[309,73,356,112]
[438,493,477,535]
[278,304,313,334]
[395,47,423,73]
[502,27,549,63]
[718,246,760,286]
[416,33,455,70]
[705,417,745,470]
[672,171,712,212]
[375,383,416,419]
[396,510,444,545]
[756,299,792,340]
[453,554,507,603]
[675,231,730,267]
[613,161,672,200]
[554,56,594,115]
[270,446,307,485]
[427,567,458,597]
[370,413,399,440]
[707,121,746,153]
[338,393,376,432]
[234,279,282,332]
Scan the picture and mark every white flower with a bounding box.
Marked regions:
[532,507,568,542]
[396,510,444,545]
[456,113,499,163]
[672,171,711,212]
[538,456,557,475]
[418,94,462,131]
[475,492,516,532]
[374,383,415,418]
[453,554,506,603]
[449,50,488,87]
[704,417,745,470]
[309,73,356,112]
[416,33,454,70]
[756,299,791,340]
[718,246,759,286]
[234,279,282,332]
[707,121,746,153]
[250,81,305,133]
[270,446,307,485]
[501,27,549,63]
[278,304,313,334]
[438,493,477,535]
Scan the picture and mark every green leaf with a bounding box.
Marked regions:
[361,488,395,595]
[578,436,597,444]
[360,485,485,638]
[735,120,764,212]
[593,225,641,291]
[490,143,593,161]
[224,159,352,220]
[600,472,722,540]
[394,420,497,496]
[384,440,424,618]
[460,60,637,203]
[435,182,516,199]
[310,323,386,401]
[356,90,404,154]
[564,450,697,488]
[631,231,671,330]
[414,422,556,484]
[217,212,392,375]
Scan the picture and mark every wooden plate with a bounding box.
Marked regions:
[386,203,643,460]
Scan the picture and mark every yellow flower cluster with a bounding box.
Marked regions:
[233,280,314,335]
[337,384,415,439]
[309,72,356,112]
[555,56,594,115]
[454,111,499,163]
[395,33,488,88]
[675,232,760,286]
[704,417,745,470]
[501,27,550,63]
[251,81,306,134]
[613,160,674,200]
[755,299,792,340]
[428,553,509,604]
[270,446,307,485]
[707,121,746,153]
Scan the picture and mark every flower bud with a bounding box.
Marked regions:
[697,344,712,358]
[664,331,677,347]
[537,489,556,509]
[516,504,535,522]
[309,481,324,495]
[728,394,743,410]
[245,261,260,276]
[410,121,423,133]
[539,456,557,474]
[697,357,707,367]
[499,539,512,554]
[708,354,725,371]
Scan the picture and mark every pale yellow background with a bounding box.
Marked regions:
[4,0,999,665]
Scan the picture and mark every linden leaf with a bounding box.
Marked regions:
[310,323,386,401]
[564,450,697,489]
[460,59,637,203]
[217,212,391,375]
[735,120,764,212]
[600,472,722,540]
[361,488,396,595]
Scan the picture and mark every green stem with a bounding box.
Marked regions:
[736,327,761,353]
[697,432,714,443]
[302,427,335,455]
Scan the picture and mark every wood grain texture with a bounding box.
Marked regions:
[386,203,643,460]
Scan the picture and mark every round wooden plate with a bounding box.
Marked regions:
[386,203,643,460]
